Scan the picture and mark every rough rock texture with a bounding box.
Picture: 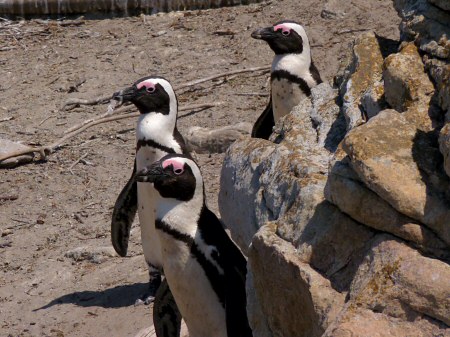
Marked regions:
[184,122,252,154]
[440,123,450,177]
[394,0,450,119]
[324,306,448,337]
[326,156,449,259]
[339,32,385,130]
[383,43,434,116]
[219,1,450,336]
[248,224,345,337]
[394,0,450,59]
[348,236,450,326]
[219,83,343,255]
[342,109,450,246]
[428,0,450,11]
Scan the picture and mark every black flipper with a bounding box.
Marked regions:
[251,97,274,140]
[111,161,138,257]
[309,60,323,85]
[153,278,182,337]
[224,242,253,337]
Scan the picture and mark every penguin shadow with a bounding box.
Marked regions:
[34,282,148,311]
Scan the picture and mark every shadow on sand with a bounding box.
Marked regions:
[34,282,148,311]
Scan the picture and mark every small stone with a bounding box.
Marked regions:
[65,246,117,264]
[1,229,13,237]
[0,139,34,168]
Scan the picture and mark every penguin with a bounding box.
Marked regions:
[251,20,322,139]
[135,154,253,337]
[110,76,191,305]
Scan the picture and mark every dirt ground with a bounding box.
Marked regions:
[0,1,400,336]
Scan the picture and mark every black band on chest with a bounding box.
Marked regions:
[271,69,311,96]
[155,219,226,306]
[136,138,177,153]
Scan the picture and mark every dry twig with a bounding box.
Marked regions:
[62,66,270,109]
[0,102,220,163]
[0,195,18,201]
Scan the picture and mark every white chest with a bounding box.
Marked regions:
[271,78,308,122]
[158,232,227,337]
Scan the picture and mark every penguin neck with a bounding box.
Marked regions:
[155,188,205,239]
[136,110,177,144]
[271,51,314,87]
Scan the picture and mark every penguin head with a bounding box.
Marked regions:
[251,20,309,55]
[135,154,203,202]
[112,76,177,115]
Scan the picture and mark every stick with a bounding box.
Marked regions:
[175,66,270,91]
[62,94,112,110]
[0,102,220,163]
[68,153,89,171]
[0,195,18,201]
[61,66,270,109]
[234,92,269,97]
[65,102,219,135]
[0,116,14,123]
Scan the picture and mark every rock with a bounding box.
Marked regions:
[0,139,34,168]
[360,80,387,120]
[326,156,450,259]
[65,246,117,264]
[294,200,375,290]
[321,0,346,19]
[219,84,342,254]
[248,224,345,337]
[383,43,436,130]
[339,32,385,130]
[184,122,252,154]
[394,0,450,59]
[246,270,271,337]
[428,0,450,11]
[324,306,448,337]
[424,56,450,119]
[342,109,450,246]
[349,235,450,326]
[439,123,450,177]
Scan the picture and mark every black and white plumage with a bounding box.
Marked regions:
[111,76,190,305]
[251,20,322,139]
[136,154,252,337]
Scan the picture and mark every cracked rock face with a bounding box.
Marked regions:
[339,32,385,130]
[440,123,450,178]
[219,2,450,336]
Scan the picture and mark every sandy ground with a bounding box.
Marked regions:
[0,1,400,336]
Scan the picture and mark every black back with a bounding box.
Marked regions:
[251,97,275,140]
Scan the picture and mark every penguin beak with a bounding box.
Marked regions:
[112,86,136,103]
[251,27,277,41]
[135,164,165,183]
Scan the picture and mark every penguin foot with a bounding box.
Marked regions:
[134,272,161,306]
[134,295,156,306]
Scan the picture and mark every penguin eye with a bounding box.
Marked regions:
[282,30,290,36]
[173,168,183,175]
[146,86,156,93]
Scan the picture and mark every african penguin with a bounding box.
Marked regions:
[110,76,190,305]
[251,20,322,139]
[135,154,253,337]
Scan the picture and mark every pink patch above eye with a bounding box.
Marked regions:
[162,159,185,174]
[273,24,291,35]
[137,80,156,91]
